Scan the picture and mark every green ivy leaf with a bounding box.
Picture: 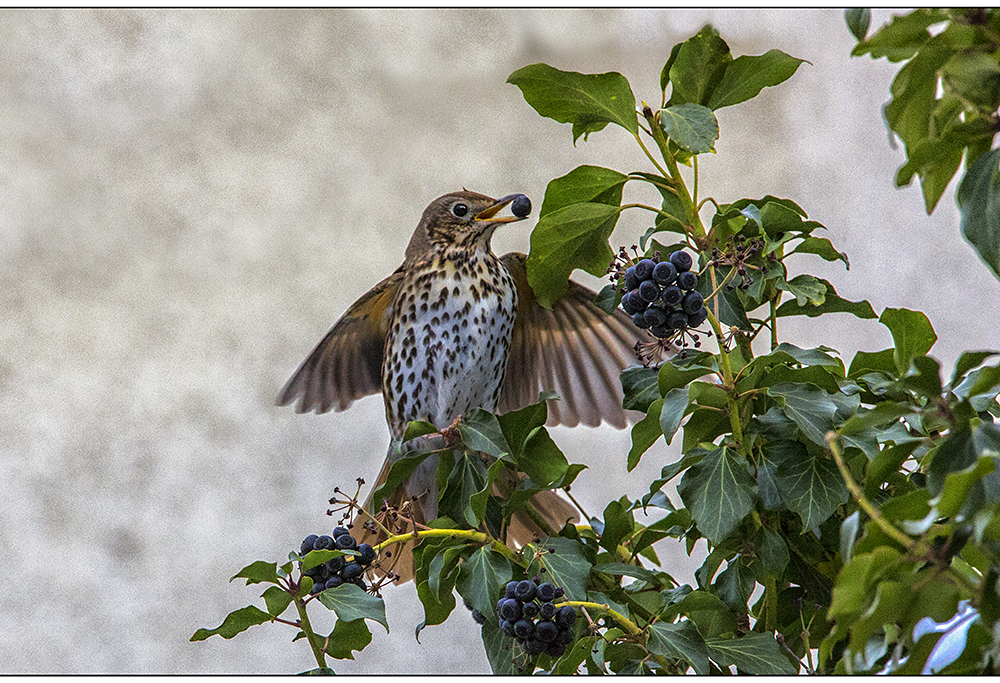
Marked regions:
[316,583,388,632]
[622,366,661,413]
[456,546,512,621]
[400,420,439,444]
[469,458,506,528]
[660,103,720,154]
[845,8,871,42]
[772,445,849,530]
[950,351,1000,388]
[755,527,790,578]
[497,390,556,459]
[706,633,799,674]
[776,273,826,307]
[507,64,638,142]
[539,165,629,217]
[663,590,737,639]
[678,447,757,543]
[666,25,733,106]
[594,283,621,314]
[658,355,716,395]
[879,307,938,375]
[527,537,591,601]
[646,620,710,674]
[325,618,372,661]
[767,382,839,447]
[852,9,948,61]
[715,555,757,610]
[707,49,808,110]
[599,498,634,552]
[932,455,996,518]
[190,605,273,641]
[457,408,511,460]
[261,585,293,617]
[628,398,664,472]
[439,451,489,527]
[518,426,569,488]
[369,449,437,513]
[958,146,1000,280]
[839,401,915,437]
[526,202,623,308]
[775,278,876,319]
[659,386,690,445]
[481,620,518,675]
[788,236,850,268]
[230,561,278,586]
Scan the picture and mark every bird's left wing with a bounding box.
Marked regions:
[276,268,403,413]
[498,252,657,429]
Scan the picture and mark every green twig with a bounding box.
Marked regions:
[293,594,327,671]
[769,294,780,351]
[705,307,745,452]
[373,527,519,565]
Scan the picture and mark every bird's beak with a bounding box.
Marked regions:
[475,194,527,223]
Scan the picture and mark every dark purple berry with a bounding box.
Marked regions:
[342,561,364,581]
[652,260,677,285]
[643,305,668,328]
[670,250,693,272]
[662,285,683,306]
[624,266,638,292]
[555,605,577,629]
[521,601,539,618]
[545,641,566,658]
[650,325,670,338]
[632,311,651,329]
[634,258,655,281]
[677,270,698,291]
[500,619,516,637]
[471,609,486,625]
[523,637,545,656]
[325,556,345,574]
[535,619,559,643]
[514,580,537,602]
[513,618,535,640]
[332,526,350,538]
[335,534,357,550]
[688,307,709,327]
[556,627,575,646]
[505,580,519,599]
[638,280,659,303]
[499,598,522,622]
[313,535,334,550]
[355,543,376,567]
[682,290,704,315]
[326,575,343,589]
[310,579,326,594]
[300,534,318,555]
[536,583,557,602]
[667,310,689,329]
[511,194,531,218]
[621,291,639,315]
[352,578,366,591]
[539,601,557,619]
[303,564,324,579]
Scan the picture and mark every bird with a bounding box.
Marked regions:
[277,190,652,581]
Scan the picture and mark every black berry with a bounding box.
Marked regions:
[624,266,638,292]
[667,310,689,329]
[556,627,575,646]
[688,307,709,327]
[522,638,545,656]
[555,605,577,629]
[313,535,334,550]
[513,618,535,640]
[650,324,670,338]
[499,598,522,622]
[335,534,357,550]
[512,194,531,218]
[325,556,345,574]
[500,619,516,637]
[326,575,343,589]
[514,580,537,602]
[682,290,704,315]
[341,561,364,581]
[662,285,683,307]
[638,280,659,303]
[471,609,486,625]
[621,291,639,315]
[632,311,651,329]
[652,260,677,285]
[554,587,564,598]
[355,543,376,567]
[643,305,668,328]
[536,583,556,602]
[539,601,557,620]
[505,580,519,599]
[545,641,566,658]
[677,270,698,291]
[634,258,655,281]
[535,620,559,643]
[670,250,693,272]
[311,579,326,594]
[332,526,350,538]
[521,601,539,619]
[300,535,318,555]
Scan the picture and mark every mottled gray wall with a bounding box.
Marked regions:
[3,8,997,674]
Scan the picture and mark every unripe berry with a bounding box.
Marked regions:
[634,258,655,281]
[677,270,698,291]
[652,260,677,285]
[670,250,693,272]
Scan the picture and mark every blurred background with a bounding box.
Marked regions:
[3,8,998,673]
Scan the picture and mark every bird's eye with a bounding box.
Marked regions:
[452,203,468,218]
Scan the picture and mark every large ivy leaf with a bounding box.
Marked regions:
[663,590,737,639]
[706,633,799,674]
[755,527,790,578]
[958,146,1000,280]
[665,25,732,106]
[325,618,373,661]
[539,165,629,217]
[519,426,569,488]
[599,498,634,552]
[659,356,716,395]
[628,398,664,472]
[439,452,489,527]
[316,583,389,632]
[456,546,512,621]
[190,605,273,641]
[527,537,590,601]
[879,307,938,375]
[707,49,808,109]
[369,449,437,513]
[660,103,719,154]
[845,8,871,42]
[646,620,710,674]
[776,273,827,306]
[660,386,690,445]
[773,445,849,530]
[231,560,278,586]
[678,447,757,543]
[497,390,556,459]
[622,366,661,413]
[851,8,945,61]
[507,64,638,142]
[261,585,293,617]
[481,619,518,675]
[775,278,876,319]
[767,382,840,447]
[526,202,623,308]
[457,408,511,460]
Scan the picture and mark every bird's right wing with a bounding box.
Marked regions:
[276,269,403,414]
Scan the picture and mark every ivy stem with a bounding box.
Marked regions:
[620,202,677,221]
[705,307,745,452]
[647,117,707,241]
[633,132,671,180]
[372,527,519,565]
[293,594,327,671]
[769,293,780,351]
[764,572,778,632]
[561,600,642,637]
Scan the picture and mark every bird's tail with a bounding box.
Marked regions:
[355,456,578,584]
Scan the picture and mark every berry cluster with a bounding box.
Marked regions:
[617,250,708,339]
[496,579,576,658]
[299,527,376,593]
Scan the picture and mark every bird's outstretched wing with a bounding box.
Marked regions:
[498,252,650,429]
[276,269,403,413]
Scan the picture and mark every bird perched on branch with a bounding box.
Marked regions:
[278,190,649,581]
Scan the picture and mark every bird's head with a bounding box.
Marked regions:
[405,190,530,262]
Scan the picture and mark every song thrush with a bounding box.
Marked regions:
[278,190,650,581]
